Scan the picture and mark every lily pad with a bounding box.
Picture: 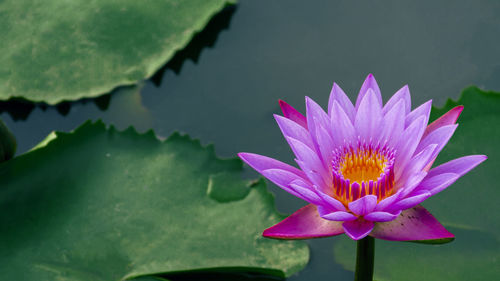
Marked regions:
[0,0,234,104]
[333,87,499,280]
[0,121,308,280]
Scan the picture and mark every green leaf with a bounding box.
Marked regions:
[333,87,500,280]
[0,121,308,280]
[0,0,235,104]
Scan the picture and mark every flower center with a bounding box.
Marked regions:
[331,143,395,206]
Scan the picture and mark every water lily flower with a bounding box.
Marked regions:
[239,74,486,241]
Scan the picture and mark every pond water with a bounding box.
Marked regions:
[2,0,499,280]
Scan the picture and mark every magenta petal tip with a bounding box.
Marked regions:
[263,204,344,239]
[278,99,308,128]
[342,219,374,240]
[370,205,454,243]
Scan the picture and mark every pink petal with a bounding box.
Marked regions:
[355,89,383,140]
[278,99,307,129]
[263,204,344,239]
[317,206,358,221]
[423,105,463,139]
[405,100,432,128]
[370,205,454,243]
[364,211,401,222]
[427,155,487,178]
[383,85,411,115]
[328,82,355,122]
[238,153,306,179]
[343,219,375,240]
[355,74,382,110]
[348,195,378,216]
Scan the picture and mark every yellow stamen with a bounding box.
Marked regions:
[340,148,386,183]
[332,145,395,206]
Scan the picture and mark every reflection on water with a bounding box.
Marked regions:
[0,98,37,121]
[0,85,150,154]
[0,93,111,121]
[151,5,237,85]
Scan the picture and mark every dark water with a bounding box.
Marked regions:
[2,0,500,280]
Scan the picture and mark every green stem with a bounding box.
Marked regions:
[354,236,375,281]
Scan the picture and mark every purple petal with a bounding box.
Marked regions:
[396,143,437,184]
[306,96,331,133]
[355,89,383,140]
[405,100,432,128]
[306,97,333,158]
[238,153,306,179]
[278,99,307,129]
[387,191,432,212]
[399,171,427,198]
[355,74,382,110]
[415,173,460,195]
[318,206,358,221]
[383,85,411,115]
[289,180,322,204]
[286,137,328,176]
[374,189,402,211]
[261,169,310,199]
[348,195,377,216]
[379,99,405,147]
[415,124,458,162]
[427,155,487,178]
[423,160,435,172]
[364,211,401,222]
[394,116,428,179]
[314,124,335,169]
[370,205,454,242]
[322,212,358,221]
[315,188,347,211]
[274,114,315,149]
[296,159,330,190]
[330,101,356,145]
[263,204,344,239]
[328,82,355,122]
[343,219,375,240]
[423,105,463,139]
